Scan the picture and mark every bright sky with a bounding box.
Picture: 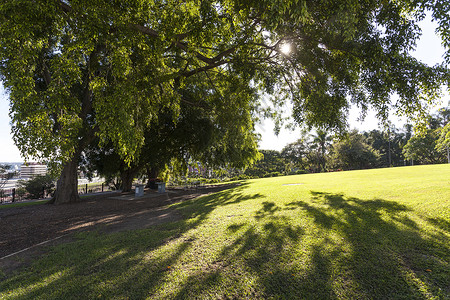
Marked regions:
[0,15,448,162]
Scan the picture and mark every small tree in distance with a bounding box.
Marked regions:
[0,164,10,189]
[436,123,450,163]
[18,175,56,200]
[329,131,381,170]
[310,128,333,171]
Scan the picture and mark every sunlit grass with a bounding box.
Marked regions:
[1,164,449,299]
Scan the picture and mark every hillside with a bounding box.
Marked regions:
[1,164,449,299]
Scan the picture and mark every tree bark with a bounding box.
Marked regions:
[146,167,159,189]
[50,157,80,204]
[121,168,135,192]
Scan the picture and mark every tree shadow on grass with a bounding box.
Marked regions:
[1,186,449,299]
[1,229,195,299]
[172,191,449,299]
[427,217,450,232]
[172,182,265,227]
[281,191,449,299]
[0,181,267,299]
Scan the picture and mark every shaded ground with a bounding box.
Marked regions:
[0,185,233,274]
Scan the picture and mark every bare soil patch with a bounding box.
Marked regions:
[0,185,233,275]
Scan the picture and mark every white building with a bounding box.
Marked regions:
[20,163,47,178]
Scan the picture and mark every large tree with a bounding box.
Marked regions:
[84,82,260,192]
[330,130,381,170]
[364,127,410,167]
[281,138,310,171]
[403,130,446,164]
[436,123,450,163]
[403,107,449,164]
[244,150,286,178]
[0,0,449,204]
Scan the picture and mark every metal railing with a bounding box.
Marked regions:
[1,182,114,204]
[0,188,16,203]
[77,182,113,194]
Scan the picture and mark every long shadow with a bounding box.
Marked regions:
[171,182,265,229]
[1,229,194,299]
[285,191,449,299]
[427,217,450,232]
[0,181,267,299]
[171,191,449,299]
[0,183,251,258]
[2,186,449,299]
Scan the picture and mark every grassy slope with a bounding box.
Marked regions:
[1,165,449,299]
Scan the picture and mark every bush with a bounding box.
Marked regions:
[263,172,281,178]
[16,187,27,200]
[287,170,307,175]
[18,175,55,200]
[295,169,308,174]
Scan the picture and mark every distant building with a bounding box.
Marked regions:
[20,163,47,178]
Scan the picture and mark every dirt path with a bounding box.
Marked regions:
[0,185,231,275]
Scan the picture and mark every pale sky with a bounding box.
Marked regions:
[0,15,448,162]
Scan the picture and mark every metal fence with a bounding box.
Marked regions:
[0,182,114,204]
[77,182,113,195]
[0,188,16,203]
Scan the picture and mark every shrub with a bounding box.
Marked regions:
[16,187,27,200]
[268,172,280,177]
[18,175,55,200]
[295,169,308,174]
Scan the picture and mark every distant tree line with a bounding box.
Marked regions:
[85,106,449,182]
[242,107,449,178]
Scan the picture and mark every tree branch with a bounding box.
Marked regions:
[180,61,229,78]
[59,0,72,13]
[132,24,159,38]
[79,44,104,120]
[42,61,52,86]
[204,70,224,100]
[134,24,237,66]
[174,41,214,64]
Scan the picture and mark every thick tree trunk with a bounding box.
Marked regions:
[121,169,135,192]
[146,167,159,189]
[50,157,80,204]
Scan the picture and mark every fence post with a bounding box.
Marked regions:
[86,184,88,194]
[102,183,104,192]
[12,188,15,202]
[43,187,45,198]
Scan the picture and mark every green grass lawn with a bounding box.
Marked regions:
[1,165,449,299]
